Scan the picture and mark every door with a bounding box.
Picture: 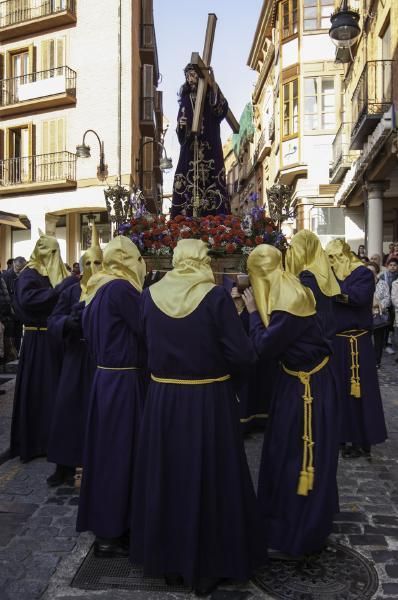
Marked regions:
[9,126,30,183]
[9,51,29,104]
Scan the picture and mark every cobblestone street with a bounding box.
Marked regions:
[0,355,397,600]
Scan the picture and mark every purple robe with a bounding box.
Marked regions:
[10,268,75,461]
[251,311,339,556]
[47,283,94,467]
[130,286,264,584]
[77,280,145,539]
[330,266,387,446]
[235,308,272,433]
[171,87,230,217]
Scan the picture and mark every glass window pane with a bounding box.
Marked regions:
[322,79,334,92]
[304,19,318,30]
[292,80,298,97]
[304,7,317,18]
[304,97,317,113]
[304,78,317,95]
[304,0,316,5]
[304,115,318,130]
[321,17,330,28]
[284,119,290,136]
[322,113,336,128]
[284,84,290,100]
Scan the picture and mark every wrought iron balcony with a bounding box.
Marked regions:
[350,60,394,150]
[0,66,76,117]
[0,151,76,195]
[0,0,76,41]
[253,128,271,166]
[330,122,358,183]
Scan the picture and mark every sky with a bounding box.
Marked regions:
[153,0,264,194]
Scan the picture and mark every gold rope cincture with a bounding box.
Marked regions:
[336,329,368,398]
[282,355,329,497]
[23,326,48,332]
[151,374,230,385]
[97,366,140,371]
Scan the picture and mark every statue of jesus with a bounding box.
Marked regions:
[171,63,231,218]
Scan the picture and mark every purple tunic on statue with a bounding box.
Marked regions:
[251,311,339,556]
[47,282,95,468]
[77,279,145,539]
[330,266,387,446]
[130,286,264,584]
[171,87,230,217]
[10,268,75,461]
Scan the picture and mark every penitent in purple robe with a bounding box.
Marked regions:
[47,282,95,468]
[235,308,273,434]
[251,311,339,556]
[77,280,146,539]
[130,286,264,584]
[171,87,230,217]
[330,266,387,446]
[10,268,75,462]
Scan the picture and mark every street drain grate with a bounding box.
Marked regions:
[252,541,379,599]
[71,545,190,593]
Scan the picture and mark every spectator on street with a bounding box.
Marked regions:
[3,256,26,355]
[391,278,398,357]
[367,262,391,368]
[379,257,398,355]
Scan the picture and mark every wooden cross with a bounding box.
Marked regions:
[190,13,240,135]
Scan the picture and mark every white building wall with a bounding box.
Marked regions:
[301,34,336,62]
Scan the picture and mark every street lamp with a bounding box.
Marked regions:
[136,138,173,213]
[329,0,361,49]
[76,129,108,181]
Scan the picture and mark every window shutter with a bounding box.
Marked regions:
[0,129,4,161]
[142,136,153,195]
[28,122,35,156]
[57,118,65,151]
[41,40,49,73]
[42,121,49,155]
[142,64,154,120]
[56,38,65,70]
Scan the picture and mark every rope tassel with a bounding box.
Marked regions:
[337,330,367,399]
[283,356,329,497]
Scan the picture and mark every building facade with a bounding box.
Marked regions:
[331,0,398,257]
[247,0,347,246]
[0,0,163,265]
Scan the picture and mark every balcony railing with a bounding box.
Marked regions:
[0,0,76,33]
[1,66,76,107]
[351,60,394,149]
[0,151,76,190]
[330,122,357,183]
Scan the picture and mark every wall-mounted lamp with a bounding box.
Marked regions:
[76,129,108,181]
[136,138,173,185]
[329,0,361,49]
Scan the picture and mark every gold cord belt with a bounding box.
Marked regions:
[336,329,368,399]
[23,326,48,332]
[151,374,231,385]
[97,366,140,371]
[282,355,329,497]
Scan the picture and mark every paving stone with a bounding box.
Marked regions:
[374,515,398,526]
[0,501,37,514]
[38,538,77,552]
[0,513,29,546]
[385,564,398,578]
[4,578,48,600]
[334,511,368,522]
[0,559,25,579]
[383,583,398,594]
[349,534,388,546]
[364,525,398,536]
[333,522,362,534]
[21,527,60,538]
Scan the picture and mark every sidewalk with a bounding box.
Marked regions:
[0,355,398,599]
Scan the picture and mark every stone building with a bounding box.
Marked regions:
[331,0,398,256]
[0,0,163,265]
[247,0,347,246]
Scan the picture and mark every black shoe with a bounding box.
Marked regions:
[360,445,371,458]
[46,465,76,487]
[94,537,129,558]
[341,445,353,458]
[165,573,184,586]
[194,577,223,596]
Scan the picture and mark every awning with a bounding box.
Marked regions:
[0,211,27,229]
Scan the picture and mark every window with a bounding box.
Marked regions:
[304,77,336,131]
[281,0,298,40]
[303,0,334,31]
[283,79,299,138]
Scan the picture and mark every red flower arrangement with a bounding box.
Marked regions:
[118,209,287,256]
